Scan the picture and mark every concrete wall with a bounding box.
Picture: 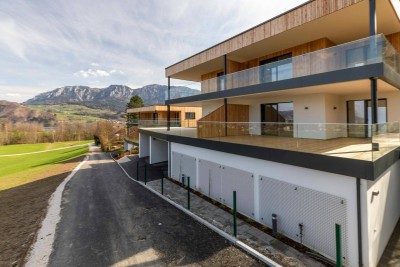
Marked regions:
[139,133,150,158]
[150,138,168,164]
[366,160,400,267]
[171,142,359,266]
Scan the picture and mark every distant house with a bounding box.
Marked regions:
[137,1,400,266]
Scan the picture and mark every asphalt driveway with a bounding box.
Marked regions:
[48,151,263,267]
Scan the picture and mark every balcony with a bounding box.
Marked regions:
[139,120,400,162]
[169,34,400,100]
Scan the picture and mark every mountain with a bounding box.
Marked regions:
[0,100,57,126]
[25,84,198,113]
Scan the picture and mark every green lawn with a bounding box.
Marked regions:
[0,140,92,155]
[0,145,88,190]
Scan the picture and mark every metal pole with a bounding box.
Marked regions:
[233,191,237,237]
[144,162,147,185]
[136,160,139,181]
[161,170,164,195]
[370,78,378,124]
[187,176,190,210]
[369,0,376,36]
[224,98,228,137]
[336,224,342,267]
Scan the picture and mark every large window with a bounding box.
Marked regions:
[259,53,292,83]
[347,99,387,137]
[261,102,293,136]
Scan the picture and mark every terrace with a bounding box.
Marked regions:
[139,120,400,162]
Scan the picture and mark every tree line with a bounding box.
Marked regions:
[0,119,97,145]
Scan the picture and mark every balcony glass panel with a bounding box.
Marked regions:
[168,34,400,100]
[139,120,400,162]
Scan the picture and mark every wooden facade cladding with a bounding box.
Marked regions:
[200,37,336,92]
[387,32,400,53]
[198,104,249,138]
[165,0,364,78]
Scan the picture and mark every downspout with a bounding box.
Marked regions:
[167,76,171,131]
[224,98,228,137]
[357,177,363,267]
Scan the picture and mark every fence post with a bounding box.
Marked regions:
[161,170,164,195]
[136,160,139,181]
[233,190,237,237]
[187,176,190,210]
[336,223,342,267]
[144,162,147,185]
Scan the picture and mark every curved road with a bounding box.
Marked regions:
[48,151,262,267]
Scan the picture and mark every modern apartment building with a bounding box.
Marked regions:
[138,1,400,266]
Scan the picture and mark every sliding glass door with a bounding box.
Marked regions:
[347,99,387,137]
[261,102,294,136]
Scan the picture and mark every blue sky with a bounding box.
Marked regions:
[0,0,307,102]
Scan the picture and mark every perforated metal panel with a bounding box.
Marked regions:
[171,152,197,188]
[171,152,181,181]
[259,176,348,262]
[198,159,221,200]
[221,166,255,219]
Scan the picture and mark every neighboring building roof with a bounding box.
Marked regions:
[127,105,201,113]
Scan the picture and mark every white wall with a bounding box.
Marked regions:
[139,133,150,158]
[150,138,168,164]
[366,160,400,267]
[171,142,359,267]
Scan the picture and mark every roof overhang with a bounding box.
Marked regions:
[166,0,400,81]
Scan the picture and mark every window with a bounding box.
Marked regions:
[185,112,196,120]
[217,72,225,91]
[259,53,292,83]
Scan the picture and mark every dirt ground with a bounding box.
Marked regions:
[0,156,85,267]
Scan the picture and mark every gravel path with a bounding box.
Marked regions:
[48,151,263,267]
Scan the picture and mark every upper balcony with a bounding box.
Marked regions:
[168,34,400,103]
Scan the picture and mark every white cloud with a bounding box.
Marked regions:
[0,0,308,102]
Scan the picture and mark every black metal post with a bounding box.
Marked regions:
[167,77,171,131]
[161,171,164,195]
[136,160,139,181]
[223,54,227,91]
[369,0,376,36]
[224,98,228,137]
[187,176,190,210]
[233,191,237,237]
[144,162,147,184]
[272,214,277,237]
[370,78,378,124]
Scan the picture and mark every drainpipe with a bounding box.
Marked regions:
[357,177,363,267]
[167,76,171,131]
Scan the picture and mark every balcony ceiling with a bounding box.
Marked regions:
[170,79,399,107]
[171,0,400,82]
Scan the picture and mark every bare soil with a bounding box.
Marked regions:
[0,156,85,267]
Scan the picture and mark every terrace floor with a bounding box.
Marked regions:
[142,127,400,161]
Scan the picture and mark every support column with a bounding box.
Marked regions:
[369,1,377,125]
[370,78,378,124]
[167,77,171,131]
[369,0,376,36]
[223,55,227,91]
[224,98,228,136]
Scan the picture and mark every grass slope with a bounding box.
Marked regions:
[0,140,91,155]
[0,143,88,190]
[27,104,119,121]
